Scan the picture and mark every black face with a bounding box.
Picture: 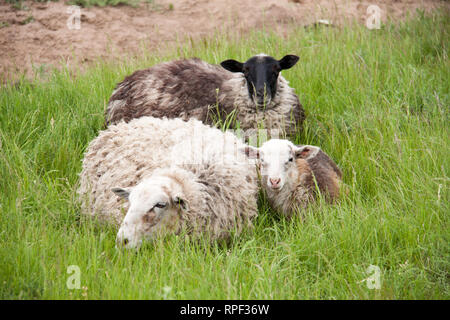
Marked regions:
[220,54,299,107]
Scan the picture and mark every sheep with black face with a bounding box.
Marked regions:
[105,54,305,136]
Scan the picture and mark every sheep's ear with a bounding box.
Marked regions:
[112,187,131,200]
[239,146,260,159]
[173,195,190,212]
[278,55,299,70]
[220,59,244,73]
[294,145,320,160]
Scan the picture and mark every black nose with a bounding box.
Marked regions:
[256,88,265,96]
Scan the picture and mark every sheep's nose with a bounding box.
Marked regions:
[269,178,281,187]
[256,89,268,100]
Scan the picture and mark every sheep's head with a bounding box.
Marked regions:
[241,139,320,192]
[220,54,299,107]
[112,173,189,249]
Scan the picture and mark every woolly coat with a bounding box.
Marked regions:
[105,58,305,135]
[77,117,259,239]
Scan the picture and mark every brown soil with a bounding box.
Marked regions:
[0,0,448,82]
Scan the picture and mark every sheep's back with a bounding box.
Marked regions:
[306,151,342,202]
[105,58,233,125]
[181,159,258,239]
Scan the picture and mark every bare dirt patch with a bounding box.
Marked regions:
[0,0,448,82]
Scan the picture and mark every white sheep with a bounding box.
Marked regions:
[77,117,259,249]
[242,139,343,218]
[105,54,305,136]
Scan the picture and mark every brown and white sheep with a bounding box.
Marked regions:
[242,139,343,218]
[105,54,305,136]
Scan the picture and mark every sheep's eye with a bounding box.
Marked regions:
[285,157,294,165]
[154,202,167,209]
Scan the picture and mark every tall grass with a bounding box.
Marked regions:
[0,11,448,299]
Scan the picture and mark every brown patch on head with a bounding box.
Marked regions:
[142,211,158,227]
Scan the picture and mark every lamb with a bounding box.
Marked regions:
[105,54,305,136]
[242,139,343,218]
[77,116,259,249]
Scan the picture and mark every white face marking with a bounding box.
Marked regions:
[114,176,184,249]
[257,139,298,191]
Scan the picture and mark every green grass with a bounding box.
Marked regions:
[0,11,449,299]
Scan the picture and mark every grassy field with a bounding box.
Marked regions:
[0,11,449,299]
